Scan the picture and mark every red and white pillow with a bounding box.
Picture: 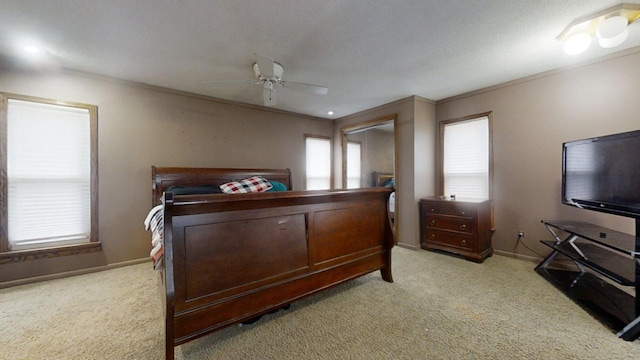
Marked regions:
[220,176,273,194]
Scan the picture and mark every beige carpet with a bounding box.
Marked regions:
[1,247,639,360]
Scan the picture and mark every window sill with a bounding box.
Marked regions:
[0,242,102,264]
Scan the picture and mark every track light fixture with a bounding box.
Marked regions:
[558,3,640,55]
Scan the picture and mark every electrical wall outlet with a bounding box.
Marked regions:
[518,231,525,238]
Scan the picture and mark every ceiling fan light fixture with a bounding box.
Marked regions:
[253,61,284,81]
[596,15,629,48]
[207,54,328,107]
[564,32,591,55]
[273,62,284,80]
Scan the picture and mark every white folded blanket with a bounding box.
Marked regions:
[144,204,164,230]
[144,204,165,270]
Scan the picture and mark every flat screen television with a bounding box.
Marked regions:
[562,129,640,219]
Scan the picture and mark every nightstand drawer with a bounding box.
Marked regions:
[424,214,473,233]
[422,202,475,218]
[424,229,474,251]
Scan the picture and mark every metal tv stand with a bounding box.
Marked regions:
[535,219,640,341]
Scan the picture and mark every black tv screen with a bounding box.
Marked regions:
[562,129,640,219]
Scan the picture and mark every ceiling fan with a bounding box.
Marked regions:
[203,54,328,107]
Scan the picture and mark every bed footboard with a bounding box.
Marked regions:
[161,188,394,360]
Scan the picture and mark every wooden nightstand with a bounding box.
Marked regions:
[420,197,493,263]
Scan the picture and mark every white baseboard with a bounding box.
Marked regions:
[493,249,542,263]
[494,249,580,272]
[396,242,419,250]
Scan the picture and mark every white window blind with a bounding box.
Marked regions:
[7,99,91,250]
[443,117,489,199]
[346,142,361,189]
[305,137,331,190]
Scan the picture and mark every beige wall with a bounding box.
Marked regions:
[436,49,640,260]
[413,97,437,204]
[0,62,333,284]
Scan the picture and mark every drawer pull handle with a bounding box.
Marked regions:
[460,225,466,230]
[461,240,467,246]
[460,211,465,215]
[430,220,436,226]
[430,234,436,240]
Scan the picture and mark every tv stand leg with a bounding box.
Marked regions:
[619,218,640,340]
[574,261,587,274]
[568,236,588,260]
[535,250,559,271]
[635,219,640,327]
[617,315,640,341]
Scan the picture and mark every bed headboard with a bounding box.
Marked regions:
[372,171,394,187]
[152,166,293,206]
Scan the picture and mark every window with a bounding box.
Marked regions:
[346,141,361,188]
[440,112,492,200]
[0,93,99,259]
[305,135,331,190]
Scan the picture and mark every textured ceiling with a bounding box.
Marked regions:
[1,0,639,119]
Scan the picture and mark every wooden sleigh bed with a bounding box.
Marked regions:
[149,167,395,360]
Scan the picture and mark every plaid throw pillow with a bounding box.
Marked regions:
[220,176,273,194]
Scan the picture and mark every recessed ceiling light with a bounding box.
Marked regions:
[327,111,334,116]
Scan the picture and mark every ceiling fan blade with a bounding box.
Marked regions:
[255,53,274,77]
[201,79,262,86]
[280,81,328,95]
[263,82,277,106]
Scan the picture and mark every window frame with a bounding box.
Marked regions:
[346,140,362,189]
[0,93,100,263]
[438,111,494,225]
[303,134,333,190]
